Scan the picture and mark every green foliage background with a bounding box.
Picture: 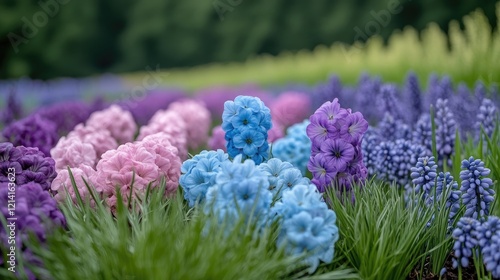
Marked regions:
[0,0,498,79]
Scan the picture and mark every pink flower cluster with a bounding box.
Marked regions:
[208,125,226,151]
[169,99,211,149]
[96,133,181,210]
[270,92,311,128]
[138,110,188,160]
[86,105,137,144]
[51,165,100,204]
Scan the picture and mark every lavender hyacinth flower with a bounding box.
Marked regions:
[2,114,58,156]
[306,98,368,193]
[452,217,480,268]
[475,98,498,139]
[434,99,456,167]
[459,157,495,220]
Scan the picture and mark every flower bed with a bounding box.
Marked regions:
[0,72,499,280]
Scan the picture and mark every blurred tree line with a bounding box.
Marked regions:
[0,0,497,79]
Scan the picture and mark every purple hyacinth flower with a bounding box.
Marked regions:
[319,139,355,172]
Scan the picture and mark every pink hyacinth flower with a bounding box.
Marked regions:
[68,124,118,158]
[51,165,100,205]
[271,92,311,127]
[96,135,181,210]
[137,110,188,160]
[168,99,211,149]
[86,105,137,144]
[268,120,284,143]
[51,136,97,171]
[208,125,226,151]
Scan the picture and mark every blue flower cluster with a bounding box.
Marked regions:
[271,184,339,273]
[435,98,456,167]
[204,155,272,228]
[436,172,461,225]
[179,149,229,207]
[378,84,402,120]
[452,215,500,278]
[409,156,437,201]
[403,72,422,125]
[375,139,426,186]
[271,120,311,175]
[222,95,272,164]
[412,114,432,152]
[258,158,310,200]
[378,113,411,142]
[476,98,498,139]
[476,216,500,278]
[459,157,495,220]
[452,217,480,268]
[361,127,381,177]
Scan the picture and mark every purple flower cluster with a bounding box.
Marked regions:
[452,216,500,278]
[434,99,456,167]
[476,98,498,139]
[1,91,23,126]
[0,182,66,279]
[459,157,495,220]
[0,142,56,191]
[306,98,368,192]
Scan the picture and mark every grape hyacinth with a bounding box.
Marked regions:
[412,114,432,152]
[375,139,426,187]
[204,155,272,228]
[361,127,381,177]
[1,91,23,126]
[378,113,411,141]
[0,143,56,191]
[434,98,456,167]
[436,172,461,225]
[377,84,402,120]
[355,75,382,123]
[409,156,438,201]
[476,98,498,139]
[403,72,422,125]
[180,149,229,207]
[452,217,480,269]
[459,157,495,220]
[311,75,342,110]
[271,120,311,175]
[476,216,500,278]
[271,184,339,273]
[222,96,272,164]
[2,113,58,156]
[306,98,368,193]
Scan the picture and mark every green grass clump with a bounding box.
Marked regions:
[124,4,500,90]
